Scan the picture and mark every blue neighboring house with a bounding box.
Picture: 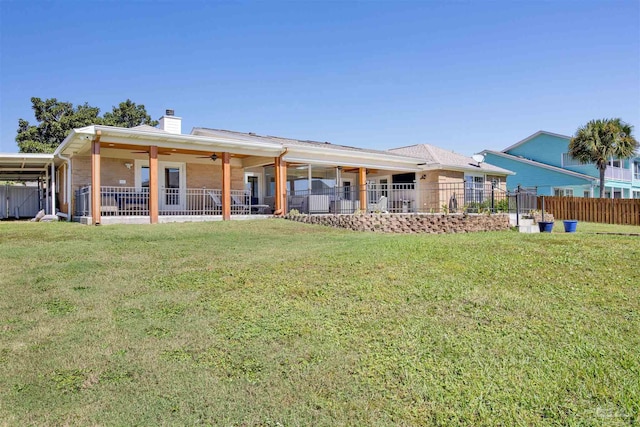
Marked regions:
[481,131,640,199]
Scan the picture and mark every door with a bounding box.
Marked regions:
[137,160,186,211]
[160,162,185,211]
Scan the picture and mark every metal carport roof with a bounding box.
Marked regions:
[0,153,55,181]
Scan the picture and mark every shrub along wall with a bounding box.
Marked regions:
[284,213,510,234]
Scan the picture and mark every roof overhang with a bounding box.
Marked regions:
[283,147,424,172]
[0,153,55,181]
[55,125,284,158]
[419,163,515,175]
[501,130,571,153]
[482,150,598,181]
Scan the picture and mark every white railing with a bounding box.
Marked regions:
[101,186,150,216]
[157,188,252,215]
[159,188,221,216]
[367,183,416,213]
[605,167,632,182]
[75,186,258,217]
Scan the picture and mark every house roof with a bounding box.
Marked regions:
[192,127,425,171]
[481,150,598,181]
[52,123,512,175]
[389,144,514,175]
[130,124,171,133]
[501,130,571,153]
[55,125,284,158]
[192,127,416,159]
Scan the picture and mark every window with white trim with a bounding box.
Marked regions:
[553,188,574,197]
[464,175,484,204]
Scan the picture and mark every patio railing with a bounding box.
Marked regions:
[415,182,509,213]
[74,186,91,217]
[75,186,255,217]
[287,187,360,214]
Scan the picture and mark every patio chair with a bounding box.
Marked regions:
[231,194,251,214]
[288,195,307,213]
[368,195,388,213]
[207,192,223,215]
[101,195,119,216]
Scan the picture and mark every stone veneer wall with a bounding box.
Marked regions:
[285,213,510,234]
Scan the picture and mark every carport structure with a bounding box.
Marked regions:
[0,153,58,219]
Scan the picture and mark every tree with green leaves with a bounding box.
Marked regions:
[102,99,158,128]
[569,118,638,198]
[16,98,101,153]
[16,97,158,153]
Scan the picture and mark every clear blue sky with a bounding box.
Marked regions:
[1,0,638,155]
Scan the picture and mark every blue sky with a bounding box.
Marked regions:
[1,0,638,155]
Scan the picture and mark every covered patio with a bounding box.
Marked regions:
[0,153,58,220]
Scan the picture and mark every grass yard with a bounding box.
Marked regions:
[0,219,638,426]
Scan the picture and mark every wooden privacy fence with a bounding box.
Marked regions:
[538,196,640,225]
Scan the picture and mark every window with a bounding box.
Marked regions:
[554,188,573,197]
[247,176,258,198]
[264,166,275,197]
[343,181,352,200]
[141,166,150,188]
[583,190,590,198]
[633,191,640,199]
[379,178,388,197]
[464,175,484,204]
[164,167,180,205]
[562,153,585,167]
[634,162,640,180]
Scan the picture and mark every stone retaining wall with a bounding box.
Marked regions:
[284,213,510,234]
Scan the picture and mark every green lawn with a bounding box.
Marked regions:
[1,220,638,426]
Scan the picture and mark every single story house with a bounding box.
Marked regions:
[0,111,513,224]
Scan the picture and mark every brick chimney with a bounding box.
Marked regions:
[158,109,181,134]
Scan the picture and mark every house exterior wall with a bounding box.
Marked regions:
[507,133,567,167]
[185,163,245,190]
[483,152,594,195]
[437,170,464,183]
[72,156,92,191]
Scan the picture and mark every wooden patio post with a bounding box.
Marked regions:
[222,152,231,220]
[149,146,159,224]
[90,137,101,225]
[281,161,288,214]
[274,157,282,213]
[359,167,367,211]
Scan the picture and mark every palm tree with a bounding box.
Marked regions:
[569,119,638,198]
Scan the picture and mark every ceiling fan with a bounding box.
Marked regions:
[196,153,218,161]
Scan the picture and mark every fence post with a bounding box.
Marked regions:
[515,188,520,227]
[491,182,495,212]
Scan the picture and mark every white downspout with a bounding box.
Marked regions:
[57,153,72,221]
[44,167,50,215]
[50,161,56,215]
